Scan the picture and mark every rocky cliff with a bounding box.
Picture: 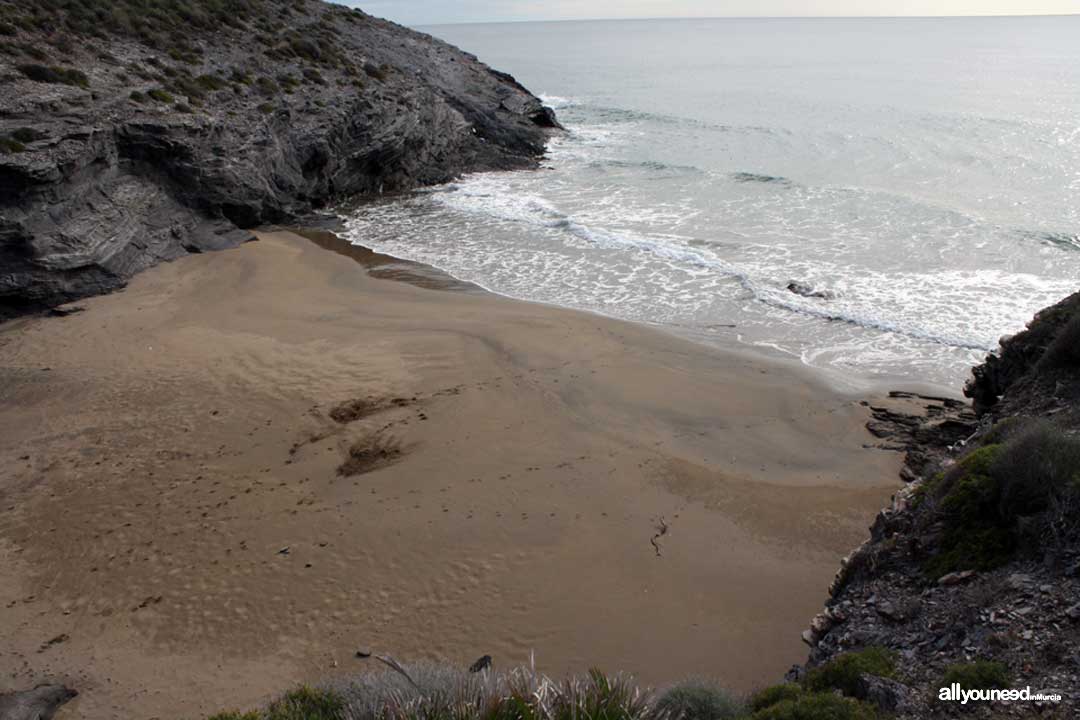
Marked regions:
[0,0,558,318]
[797,291,1080,717]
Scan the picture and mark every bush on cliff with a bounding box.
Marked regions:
[147,87,175,103]
[744,651,887,720]
[804,647,896,697]
[938,660,1010,691]
[921,420,1080,577]
[0,136,25,153]
[17,62,88,87]
[748,685,803,713]
[922,444,1015,578]
[748,692,877,720]
[978,416,1032,446]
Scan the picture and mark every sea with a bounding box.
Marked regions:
[342,16,1080,391]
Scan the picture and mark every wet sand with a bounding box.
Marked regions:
[0,229,903,718]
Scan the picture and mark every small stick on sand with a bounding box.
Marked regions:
[650,516,669,557]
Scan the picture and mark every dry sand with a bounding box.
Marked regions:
[0,229,905,719]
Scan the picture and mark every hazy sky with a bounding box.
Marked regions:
[344,1,1080,26]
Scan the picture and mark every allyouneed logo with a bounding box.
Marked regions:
[938,684,1062,704]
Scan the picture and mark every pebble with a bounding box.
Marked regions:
[938,570,976,586]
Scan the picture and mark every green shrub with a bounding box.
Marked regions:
[17,63,88,87]
[256,76,277,96]
[923,444,1014,578]
[264,686,344,720]
[168,47,200,64]
[939,660,1009,691]
[749,685,803,712]
[175,102,194,113]
[288,37,322,62]
[276,73,299,93]
[924,423,1080,577]
[805,647,896,696]
[653,679,743,720]
[129,90,146,103]
[749,692,878,720]
[147,88,174,103]
[992,421,1080,516]
[0,137,26,154]
[207,713,259,720]
[195,73,228,92]
[980,416,1034,446]
[128,63,155,81]
[257,102,275,114]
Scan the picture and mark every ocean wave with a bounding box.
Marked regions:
[428,177,1000,352]
[538,94,574,109]
[585,158,705,175]
[749,285,995,352]
[575,102,787,137]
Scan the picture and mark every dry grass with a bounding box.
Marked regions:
[208,661,747,720]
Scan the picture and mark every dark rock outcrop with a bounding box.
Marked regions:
[0,684,76,720]
[0,0,559,318]
[965,290,1080,415]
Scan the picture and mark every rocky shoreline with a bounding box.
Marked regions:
[0,0,558,318]
[797,290,1080,717]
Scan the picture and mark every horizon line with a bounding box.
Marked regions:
[417,12,1080,27]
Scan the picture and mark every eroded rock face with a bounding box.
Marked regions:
[0,0,559,317]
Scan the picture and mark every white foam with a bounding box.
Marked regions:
[538,94,574,109]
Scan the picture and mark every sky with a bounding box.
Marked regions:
[343,0,1080,26]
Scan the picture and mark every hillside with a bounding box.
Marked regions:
[0,0,558,317]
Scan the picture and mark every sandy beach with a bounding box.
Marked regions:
[0,229,904,719]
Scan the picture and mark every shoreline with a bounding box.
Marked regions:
[308,220,964,401]
[1,229,905,718]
